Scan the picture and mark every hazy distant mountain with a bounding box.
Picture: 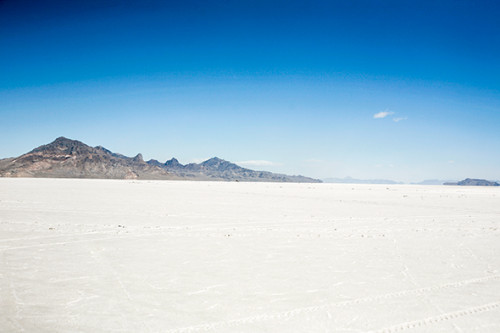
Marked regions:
[412,179,457,185]
[323,177,403,185]
[0,137,320,183]
[444,178,500,186]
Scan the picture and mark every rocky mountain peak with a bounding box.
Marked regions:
[201,157,224,166]
[201,157,242,172]
[31,137,93,155]
[133,153,144,163]
[165,158,183,168]
[51,137,81,147]
[146,159,163,167]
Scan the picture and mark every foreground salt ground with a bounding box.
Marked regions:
[0,178,499,332]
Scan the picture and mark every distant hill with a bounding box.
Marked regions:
[0,137,320,183]
[412,179,457,185]
[323,177,403,185]
[444,178,500,186]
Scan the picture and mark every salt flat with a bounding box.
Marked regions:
[0,178,499,332]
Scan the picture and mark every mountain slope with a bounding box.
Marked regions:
[0,137,174,180]
[153,157,319,182]
[0,137,321,183]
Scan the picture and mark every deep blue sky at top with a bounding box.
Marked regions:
[1,0,500,181]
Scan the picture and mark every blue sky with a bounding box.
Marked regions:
[1,0,499,182]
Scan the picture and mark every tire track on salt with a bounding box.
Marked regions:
[164,275,500,332]
[370,301,500,332]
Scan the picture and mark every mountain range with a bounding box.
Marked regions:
[0,137,321,183]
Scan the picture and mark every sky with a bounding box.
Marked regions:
[1,0,500,182]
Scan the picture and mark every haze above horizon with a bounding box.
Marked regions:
[1,0,499,182]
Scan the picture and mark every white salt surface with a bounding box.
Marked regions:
[1,178,499,332]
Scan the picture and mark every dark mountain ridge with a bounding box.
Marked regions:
[444,178,499,186]
[153,156,316,182]
[0,137,321,183]
[0,137,172,180]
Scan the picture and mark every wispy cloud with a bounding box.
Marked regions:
[373,110,407,123]
[236,160,279,167]
[373,110,394,119]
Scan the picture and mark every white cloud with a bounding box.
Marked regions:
[373,110,394,119]
[393,117,407,122]
[236,160,279,167]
